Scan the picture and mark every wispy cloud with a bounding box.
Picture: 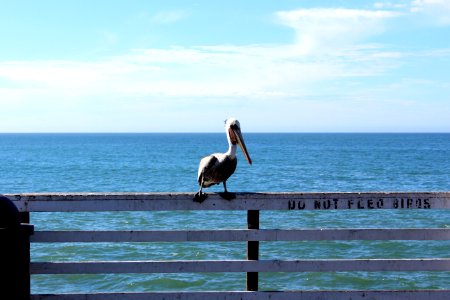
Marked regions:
[0,5,443,102]
[374,2,409,10]
[411,0,450,25]
[276,8,399,54]
[0,42,402,101]
[0,2,449,132]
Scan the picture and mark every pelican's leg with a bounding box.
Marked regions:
[219,181,236,200]
[194,184,208,203]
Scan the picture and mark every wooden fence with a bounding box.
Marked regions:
[6,192,450,300]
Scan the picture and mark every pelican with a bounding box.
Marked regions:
[194,118,252,202]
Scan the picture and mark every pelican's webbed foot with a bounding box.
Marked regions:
[194,191,208,203]
[219,191,236,201]
[220,181,236,200]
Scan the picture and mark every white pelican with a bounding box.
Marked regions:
[194,118,252,202]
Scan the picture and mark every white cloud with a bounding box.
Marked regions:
[0,8,408,105]
[0,61,104,89]
[0,6,430,110]
[411,0,450,25]
[1,5,449,132]
[374,2,409,9]
[0,42,400,103]
[276,8,399,54]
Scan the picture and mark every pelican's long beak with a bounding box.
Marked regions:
[231,126,252,165]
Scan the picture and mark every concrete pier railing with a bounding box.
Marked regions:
[4,192,450,300]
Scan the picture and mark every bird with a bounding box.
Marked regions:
[194,118,252,202]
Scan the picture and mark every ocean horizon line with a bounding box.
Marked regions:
[1,131,450,134]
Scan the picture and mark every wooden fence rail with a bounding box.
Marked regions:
[4,192,450,300]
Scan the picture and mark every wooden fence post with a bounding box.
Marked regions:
[0,197,33,300]
[247,210,259,291]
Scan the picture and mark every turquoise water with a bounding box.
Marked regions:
[1,133,450,292]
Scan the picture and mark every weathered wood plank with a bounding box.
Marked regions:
[30,258,450,274]
[14,192,450,297]
[8,192,450,212]
[28,290,450,300]
[30,228,450,243]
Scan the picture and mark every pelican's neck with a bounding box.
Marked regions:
[225,130,237,158]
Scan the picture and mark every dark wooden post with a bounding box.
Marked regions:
[247,210,259,291]
[18,212,32,299]
[0,198,33,300]
[19,211,30,224]
[17,224,33,300]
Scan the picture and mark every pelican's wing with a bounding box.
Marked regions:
[197,155,219,186]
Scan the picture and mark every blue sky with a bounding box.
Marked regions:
[0,0,449,132]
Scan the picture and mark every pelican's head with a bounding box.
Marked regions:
[225,118,252,165]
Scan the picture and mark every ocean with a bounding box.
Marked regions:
[1,133,450,293]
